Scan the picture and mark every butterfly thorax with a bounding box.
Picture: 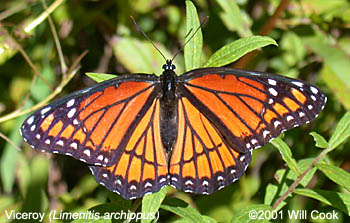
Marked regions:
[159,60,178,154]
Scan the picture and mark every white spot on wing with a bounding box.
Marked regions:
[41,107,51,115]
[240,155,246,162]
[263,130,270,138]
[251,139,258,144]
[27,116,34,125]
[70,142,78,149]
[30,125,36,131]
[56,140,64,146]
[185,180,193,185]
[310,86,318,94]
[274,120,281,128]
[287,115,294,121]
[83,149,91,157]
[67,108,76,118]
[45,139,50,144]
[269,88,278,96]
[73,119,79,125]
[67,99,75,107]
[292,81,303,87]
[268,79,277,86]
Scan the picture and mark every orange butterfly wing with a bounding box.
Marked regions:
[170,67,326,194]
[21,75,169,199]
[169,97,251,194]
[89,98,169,199]
[177,68,326,152]
[21,75,158,166]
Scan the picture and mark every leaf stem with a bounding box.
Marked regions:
[272,147,331,209]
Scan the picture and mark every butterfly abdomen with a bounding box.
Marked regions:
[160,69,178,153]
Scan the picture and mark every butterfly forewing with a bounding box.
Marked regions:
[20,74,161,168]
[177,67,327,153]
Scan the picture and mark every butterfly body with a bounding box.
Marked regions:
[21,60,326,199]
[160,60,178,152]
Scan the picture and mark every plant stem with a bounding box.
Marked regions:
[272,147,331,209]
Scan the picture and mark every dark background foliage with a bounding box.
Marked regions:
[0,0,349,222]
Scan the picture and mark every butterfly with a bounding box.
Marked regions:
[20,59,326,200]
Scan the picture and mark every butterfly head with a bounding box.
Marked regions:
[162,59,176,71]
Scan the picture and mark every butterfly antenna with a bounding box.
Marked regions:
[130,16,167,62]
[171,16,209,61]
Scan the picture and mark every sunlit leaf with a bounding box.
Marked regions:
[204,36,277,67]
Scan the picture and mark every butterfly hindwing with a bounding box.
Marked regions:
[177,67,327,153]
[169,97,252,194]
[89,98,169,199]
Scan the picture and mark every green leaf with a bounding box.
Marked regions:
[204,36,277,67]
[141,186,168,223]
[317,163,350,191]
[328,112,350,150]
[70,175,100,200]
[21,156,49,213]
[30,65,55,101]
[86,73,117,83]
[310,132,329,149]
[17,155,31,198]
[271,138,301,176]
[214,0,252,37]
[184,0,203,71]
[0,195,16,223]
[321,64,350,109]
[294,188,350,215]
[0,115,27,193]
[264,184,278,206]
[303,30,350,109]
[161,197,215,222]
[230,204,271,223]
[274,158,317,189]
[294,159,317,187]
